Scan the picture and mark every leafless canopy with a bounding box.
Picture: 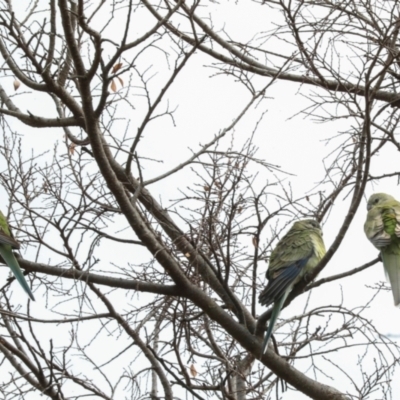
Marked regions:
[0,0,399,399]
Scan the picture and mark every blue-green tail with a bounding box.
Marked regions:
[260,291,289,357]
[381,251,400,307]
[0,246,35,301]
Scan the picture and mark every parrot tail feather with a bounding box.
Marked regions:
[381,251,400,307]
[260,290,290,357]
[0,246,35,301]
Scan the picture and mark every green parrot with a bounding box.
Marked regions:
[259,219,326,354]
[0,211,34,300]
[364,193,400,306]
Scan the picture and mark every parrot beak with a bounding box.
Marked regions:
[367,203,372,211]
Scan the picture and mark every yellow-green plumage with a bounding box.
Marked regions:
[259,219,325,354]
[364,193,400,306]
[0,211,34,301]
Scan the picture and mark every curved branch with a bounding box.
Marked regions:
[307,257,380,291]
[142,0,400,107]
[18,259,181,296]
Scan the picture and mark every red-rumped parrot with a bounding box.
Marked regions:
[259,219,325,354]
[0,211,34,300]
[364,193,400,306]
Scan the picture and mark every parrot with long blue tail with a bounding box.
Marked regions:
[364,193,400,306]
[0,210,35,301]
[259,219,325,355]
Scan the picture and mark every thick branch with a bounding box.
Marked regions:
[17,260,181,296]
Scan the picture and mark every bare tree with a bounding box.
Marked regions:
[0,1,398,399]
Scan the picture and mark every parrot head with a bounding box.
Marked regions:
[292,219,322,234]
[366,193,395,211]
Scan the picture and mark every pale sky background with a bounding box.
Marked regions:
[0,1,399,399]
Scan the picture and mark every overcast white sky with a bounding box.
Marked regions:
[0,1,399,398]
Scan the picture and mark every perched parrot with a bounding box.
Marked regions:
[258,219,325,355]
[0,211,34,300]
[364,193,400,306]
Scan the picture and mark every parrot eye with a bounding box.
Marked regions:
[374,198,379,204]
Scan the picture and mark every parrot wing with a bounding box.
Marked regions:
[365,201,400,248]
[365,199,400,306]
[0,211,34,300]
[259,231,314,307]
[0,229,20,249]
